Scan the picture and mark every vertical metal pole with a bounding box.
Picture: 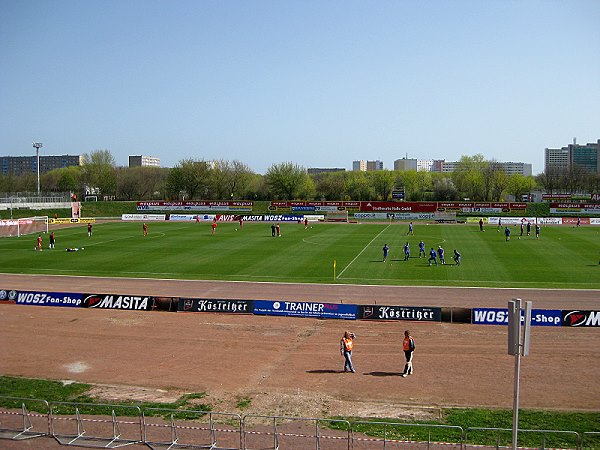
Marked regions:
[36,147,40,195]
[512,342,521,450]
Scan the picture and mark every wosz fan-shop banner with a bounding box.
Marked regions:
[253,300,357,320]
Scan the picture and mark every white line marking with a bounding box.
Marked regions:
[336,224,391,279]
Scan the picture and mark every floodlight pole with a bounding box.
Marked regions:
[33,142,43,195]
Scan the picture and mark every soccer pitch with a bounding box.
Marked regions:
[2,221,599,289]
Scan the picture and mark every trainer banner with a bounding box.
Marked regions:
[137,201,253,212]
[178,298,253,314]
[472,308,563,326]
[15,290,83,308]
[253,300,357,320]
[562,310,600,327]
[82,294,154,310]
[359,305,441,322]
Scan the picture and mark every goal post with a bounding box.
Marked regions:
[0,216,48,238]
[326,210,349,223]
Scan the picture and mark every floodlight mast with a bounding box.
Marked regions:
[33,142,43,195]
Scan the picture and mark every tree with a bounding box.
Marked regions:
[369,170,396,200]
[81,149,117,198]
[265,162,309,200]
[432,176,459,201]
[312,171,347,200]
[344,171,373,200]
[166,159,210,199]
[452,155,487,200]
[507,174,536,201]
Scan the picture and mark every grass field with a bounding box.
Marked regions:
[1,220,599,288]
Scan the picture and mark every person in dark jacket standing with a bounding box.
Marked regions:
[401,330,415,377]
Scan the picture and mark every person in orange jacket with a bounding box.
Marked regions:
[340,331,356,373]
[401,330,415,377]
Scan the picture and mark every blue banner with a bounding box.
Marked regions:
[16,290,83,308]
[472,308,562,326]
[253,300,357,320]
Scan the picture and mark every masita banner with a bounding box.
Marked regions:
[178,298,253,314]
[253,300,357,320]
[359,305,441,321]
[82,294,154,310]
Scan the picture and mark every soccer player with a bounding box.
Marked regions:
[239,217,244,229]
[526,222,531,236]
[276,223,281,237]
[49,231,55,249]
[453,249,461,266]
[87,223,93,237]
[505,226,511,241]
[403,242,410,261]
[271,223,276,237]
[407,222,414,235]
[304,217,308,229]
[428,248,438,266]
[418,240,425,258]
[211,219,217,235]
[143,223,148,236]
[36,234,43,251]
[479,218,484,232]
[535,224,540,239]
[437,246,445,264]
[382,243,389,262]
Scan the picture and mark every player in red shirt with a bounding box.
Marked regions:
[143,223,148,236]
[36,235,43,251]
[211,220,217,235]
[239,217,244,229]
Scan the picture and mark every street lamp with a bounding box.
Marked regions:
[32,142,43,195]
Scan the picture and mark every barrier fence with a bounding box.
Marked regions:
[1,397,596,449]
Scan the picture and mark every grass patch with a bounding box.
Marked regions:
[236,396,252,410]
[0,376,210,419]
[330,409,600,448]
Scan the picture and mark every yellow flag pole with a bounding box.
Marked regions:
[333,259,337,281]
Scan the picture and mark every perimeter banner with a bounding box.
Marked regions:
[562,310,600,327]
[253,300,357,320]
[472,308,563,326]
[15,290,83,307]
[359,305,441,321]
[178,298,253,314]
[82,294,154,310]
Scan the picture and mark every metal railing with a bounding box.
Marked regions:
[0,397,595,449]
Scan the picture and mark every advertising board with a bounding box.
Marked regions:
[359,305,441,321]
[0,289,18,303]
[562,310,600,327]
[472,308,562,326]
[253,300,357,320]
[15,290,83,308]
[178,298,253,314]
[82,294,153,310]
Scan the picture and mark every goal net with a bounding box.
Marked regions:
[0,216,49,238]
[326,210,349,223]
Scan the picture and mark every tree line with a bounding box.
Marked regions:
[0,150,597,201]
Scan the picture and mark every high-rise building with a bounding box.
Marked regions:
[129,155,161,167]
[307,168,345,175]
[545,139,599,174]
[437,160,532,175]
[366,160,384,171]
[353,160,383,171]
[352,160,366,171]
[0,155,82,176]
[394,158,417,171]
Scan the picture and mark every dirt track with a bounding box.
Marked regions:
[1,274,599,419]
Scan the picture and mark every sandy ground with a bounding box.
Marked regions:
[1,274,598,416]
[1,274,599,449]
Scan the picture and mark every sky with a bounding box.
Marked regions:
[1,1,599,175]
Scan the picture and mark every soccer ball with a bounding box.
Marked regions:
[235,229,238,231]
